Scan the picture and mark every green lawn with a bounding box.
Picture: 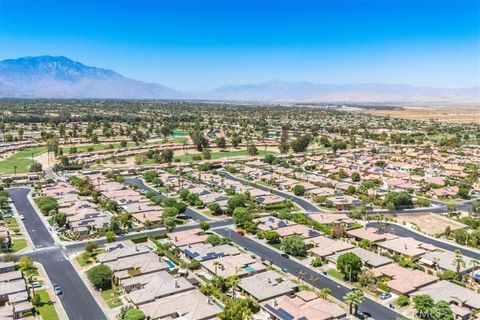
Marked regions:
[34,290,60,320]
[101,288,123,308]
[172,149,276,163]
[0,146,47,174]
[11,239,27,252]
[61,142,140,154]
[327,268,345,281]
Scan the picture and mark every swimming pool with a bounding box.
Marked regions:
[162,257,176,270]
[244,266,256,273]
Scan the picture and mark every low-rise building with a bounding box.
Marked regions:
[238,270,297,302]
[261,291,346,320]
[139,289,222,320]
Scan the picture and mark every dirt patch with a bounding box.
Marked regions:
[350,105,480,124]
[394,213,468,235]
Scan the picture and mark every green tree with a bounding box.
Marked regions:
[29,161,43,172]
[87,264,112,290]
[263,231,280,244]
[232,207,252,228]
[106,231,116,243]
[282,235,306,257]
[351,171,361,182]
[227,193,246,214]
[292,185,306,196]
[343,289,365,315]
[452,250,465,276]
[431,301,453,320]
[208,203,222,215]
[54,211,67,227]
[336,252,363,282]
[215,136,227,149]
[413,294,434,318]
[199,221,211,231]
[246,143,258,156]
[85,241,98,253]
[123,308,146,320]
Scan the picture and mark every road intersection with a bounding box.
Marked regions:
[6,174,479,320]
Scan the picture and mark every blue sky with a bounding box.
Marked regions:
[1,0,479,91]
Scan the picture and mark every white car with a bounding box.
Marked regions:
[19,215,25,220]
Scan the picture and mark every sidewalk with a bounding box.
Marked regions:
[34,261,69,320]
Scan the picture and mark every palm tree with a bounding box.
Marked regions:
[469,260,479,285]
[211,276,225,291]
[298,269,306,285]
[213,260,222,275]
[453,250,466,277]
[226,276,240,299]
[318,287,331,299]
[433,257,440,272]
[343,289,365,315]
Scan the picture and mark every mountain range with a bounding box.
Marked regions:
[0,56,478,103]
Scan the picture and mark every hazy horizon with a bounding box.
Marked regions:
[1,0,479,91]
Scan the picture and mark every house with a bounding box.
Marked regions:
[201,253,266,278]
[126,271,195,305]
[262,291,346,320]
[167,228,208,247]
[346,227,399,243]
[97,240,152,263]
[181,243,240,261]
[255,216,297,232]
[238,270,297,302]
[327,247,393,268]
[105,252,169,280]
[377,237,438,259]
[275,224,321,239]
[411,281,480,320]
[371,264,438,295]
[139,289,222,320]
[308,213,355,226]
[0,266,32,319]
[419,251,479,276]
[308,236,354,258]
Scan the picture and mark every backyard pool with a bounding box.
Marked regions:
[162,257,176,270]
[244,266,256,273]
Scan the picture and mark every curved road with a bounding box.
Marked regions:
[8,188,107,320]
[367,221,480,260]
[222,171,480,259]
[124,177,404,320]
[221,171,320,212]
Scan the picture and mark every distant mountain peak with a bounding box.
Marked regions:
[0,55,186,99]
[0,55,478,103]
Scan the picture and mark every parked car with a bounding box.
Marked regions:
[357,311,372,319]
[28,282,41,289]
[281,253,289,258]
[380,292,392,300]
[281,267,288,273]
[236,230,245,236]
[19,215,25,220]
[53,285,63,295]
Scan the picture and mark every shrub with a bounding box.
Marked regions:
[87,264,112,290]
[396,295,410,307]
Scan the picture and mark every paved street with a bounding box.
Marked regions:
[7,179,479,320]
[214,227,404,320]
[221,171,321,212]
[367,221,480,260]
[7,188,107,320]
[8,188,55,248]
